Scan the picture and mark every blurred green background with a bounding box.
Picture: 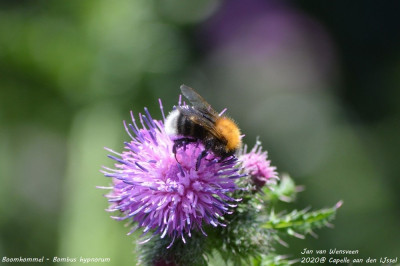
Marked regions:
[1,0,399,265]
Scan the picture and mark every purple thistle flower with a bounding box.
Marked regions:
[100,100,243,248]
[239,139,278,188]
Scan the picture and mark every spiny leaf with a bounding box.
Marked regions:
[263,201,343,237]
[263,174,304,203]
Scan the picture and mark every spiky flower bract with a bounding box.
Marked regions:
[100,101,242,248]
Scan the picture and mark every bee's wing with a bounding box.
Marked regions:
[178,107,225,141]
[180,85,219,117]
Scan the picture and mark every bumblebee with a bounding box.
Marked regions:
[165,85,242,169]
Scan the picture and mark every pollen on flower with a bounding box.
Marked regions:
[100,100,243,248]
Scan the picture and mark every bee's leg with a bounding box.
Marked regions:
[217,155,234,165]
[173,138,189,152]
[196,150,208,171]
[172,138,197,163]
[172,142,180,163]
[172,139,184,164]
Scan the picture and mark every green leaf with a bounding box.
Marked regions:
[263,174,303,203]
[262,201,343,238]
[255,254,298,266]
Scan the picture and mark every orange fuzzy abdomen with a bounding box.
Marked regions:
[215,117,241,151]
